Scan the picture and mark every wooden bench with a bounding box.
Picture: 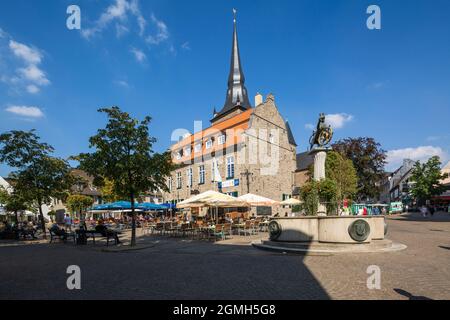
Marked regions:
[85,230,121,246]
[49,229,76,244]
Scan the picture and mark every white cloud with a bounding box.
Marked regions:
[18,65,50,86]
[26,84,40,94]
[130,47,146,63]
[386,146,449,170]
[146,13,169,45]
[9,40,42,64]
[114,80,130,88]
[181,41,191,50]
[5,38,49,94]
[304,123,314,130]
[115,24,129,38]
[82,0,147,39]
[0,27,8,38]
[325,113,353,129]
[5,105,44,118]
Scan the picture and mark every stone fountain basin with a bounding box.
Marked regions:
[270,215,386,244]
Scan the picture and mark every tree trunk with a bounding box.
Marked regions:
[37,200,47,239]
[130,193,136,247]
[14,210,19,240]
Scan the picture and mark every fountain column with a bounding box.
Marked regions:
[309,147,331,216]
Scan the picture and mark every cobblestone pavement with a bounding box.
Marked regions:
[1,212,449,300]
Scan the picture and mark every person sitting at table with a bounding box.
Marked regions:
[95,220,121,244]
[224,216,233,224]
[50,223,68,241]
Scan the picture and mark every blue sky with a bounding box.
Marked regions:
[1,0,449,176]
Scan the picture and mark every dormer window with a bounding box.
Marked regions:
[205,139,213,149]
[184,146,191,156]
[175,150,183,160]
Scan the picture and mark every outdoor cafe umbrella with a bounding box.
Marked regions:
[176,190,249,223]
[176,190,226,209]
[280,198,302,206]
[237,193,279,206]
[200,192,249,224]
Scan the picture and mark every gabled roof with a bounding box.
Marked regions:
[70,169,102,197]
[285,121,297,146]
[296,152,314,172]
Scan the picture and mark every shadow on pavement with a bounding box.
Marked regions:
[394,288,433,300]
[0,229,330,300]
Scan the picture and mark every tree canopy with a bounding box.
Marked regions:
[332,137,386,201]
[0,130,74,237]
[325,151,358,205]
[66,194,94,218]
[410,156,449,205]
[0,186,30,222]
[100,178,121,203]
[300,178,337,215]
[74,106,173,246]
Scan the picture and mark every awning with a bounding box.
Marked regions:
[161,203,176,209]
[92,201,165,211]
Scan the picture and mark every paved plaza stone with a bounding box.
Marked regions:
[1,212,449,300]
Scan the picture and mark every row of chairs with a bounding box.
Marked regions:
[142,220,262,241]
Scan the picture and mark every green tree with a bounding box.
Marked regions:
[410,156,449,205]
[100,178,120,203]
[1,186,31,224]
[325,151,358,206]
[300,178,337,215]
[0,130,74,238]
[332,137,386,201]
[74,107,173,246]
[320,178,338,214]
[66,194,94,222]
[300,180,319,216]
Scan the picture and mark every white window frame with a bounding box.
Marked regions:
[198,165,205,184]
[194,142,202,153]
[218,134,226,145]
[184,146,191,156]
[226,155,235,179]
[186,168,193,187]
[168,177,173,192]
[176,172,182,189]
[205,139,213,149]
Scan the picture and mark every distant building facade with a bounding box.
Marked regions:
[378,159,416,205]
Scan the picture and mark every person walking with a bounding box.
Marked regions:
[420,205,428,217]
[64,214,72,232]
[429,206,435,216]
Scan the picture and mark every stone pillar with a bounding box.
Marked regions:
[313,151,327,181]
[309,148,330,216]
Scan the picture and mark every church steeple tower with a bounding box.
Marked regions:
[212,9,251,123]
